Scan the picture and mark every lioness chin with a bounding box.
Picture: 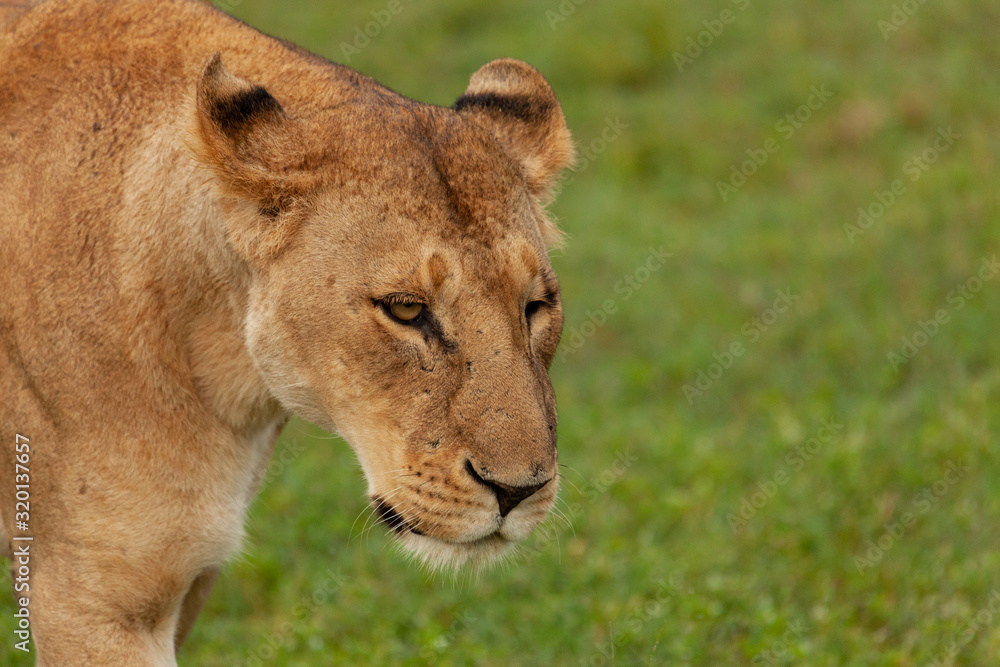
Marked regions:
[0,0,573,663]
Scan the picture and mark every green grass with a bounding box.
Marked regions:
[4,0,1000,664]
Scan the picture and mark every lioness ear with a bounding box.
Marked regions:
[194,53,309,262]
[454,59,575,205]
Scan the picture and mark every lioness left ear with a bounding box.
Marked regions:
[454,59,574,205]
[193,53,313,263]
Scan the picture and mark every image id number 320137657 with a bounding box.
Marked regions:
[13,433,32,652]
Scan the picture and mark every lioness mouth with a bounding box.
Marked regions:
[372,497,425,536]
[370,495,512,547]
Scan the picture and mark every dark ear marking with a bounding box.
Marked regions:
[198,53,285,144]
[540,285,559,306]
[453,93,553,123]
[210,85,284,135]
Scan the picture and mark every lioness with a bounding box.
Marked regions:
[0,0,573,663]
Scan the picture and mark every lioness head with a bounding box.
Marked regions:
[192,55,573,568]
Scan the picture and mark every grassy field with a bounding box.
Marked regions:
[3,0,1000,664]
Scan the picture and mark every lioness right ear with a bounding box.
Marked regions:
[194,53,309,262]
[454,59,574,248]
[454,59,575,203]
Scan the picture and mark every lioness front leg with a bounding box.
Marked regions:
[174,566,220,653]
[22,521,224,667]
[29,565,185,666]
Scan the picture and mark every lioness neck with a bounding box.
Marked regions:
[120,119,283,435]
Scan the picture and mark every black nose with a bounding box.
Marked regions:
[465,461,551,517]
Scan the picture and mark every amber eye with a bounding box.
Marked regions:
[387,301,425,323]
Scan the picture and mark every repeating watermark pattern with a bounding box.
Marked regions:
[244,568,347,666]
[886,255,998,371]
[927,589,1000,666]
[578,578,683,667]
[550,116,628,200]
[683,288,801,404]
[213,0,244,13]
[854,460,970,574]
[579,448,639,504]
[215,0,409,63]
[12,432,32,653]
[338,0,414,63]
[545,0,590,30]
[258,438,307,494]
[556,246,671,363]
[844,127,959,243]
[672,0,752,73]
[419,610,478,659]
[727,418,843,534]
[520,448,638,561]
[878,0,931,39]
[717,84,834,201]
[751,620,807,666]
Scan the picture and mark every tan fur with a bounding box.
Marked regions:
[0,0,573,663]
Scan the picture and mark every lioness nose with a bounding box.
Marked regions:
[465,461,551,517]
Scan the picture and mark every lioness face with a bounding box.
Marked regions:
[195,57,573,568]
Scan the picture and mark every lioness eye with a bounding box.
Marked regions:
[388,302,425,322]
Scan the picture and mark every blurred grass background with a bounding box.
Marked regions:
[3,0,1000,664]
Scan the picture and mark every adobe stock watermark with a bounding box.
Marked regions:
[12,433,32,653]
[927,589,1000,667]
[338,0,414,64]
[751,621,807,666]
[844,127,959,243]
[854,460,971,574]
[544,0,590,30]
[213,0,244,12]
[579,578,684,667]
[886,255,998,372]
[683,288,801,404]
[878,0,931,39]
[244,568,347,666]
[551,116,628,200]
[717,84,833,201]
[672,0,751,73]
[727,417,843,534]
[258,438,307,493]
[556,246,671,363]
